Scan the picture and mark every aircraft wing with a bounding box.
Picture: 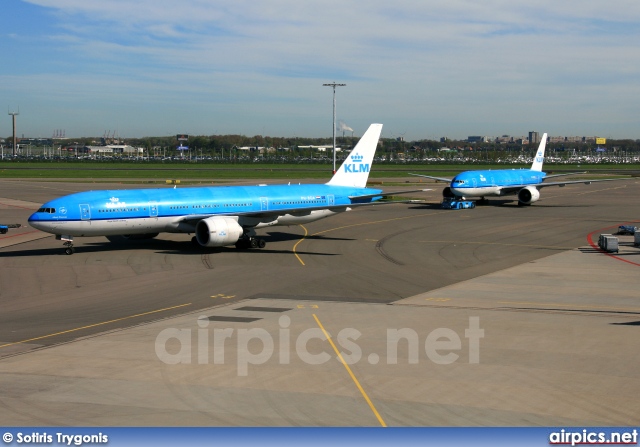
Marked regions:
[537,178,624,188]
[408,173,452,183]
[498,178,625,195]
[179,205,348,224]
[543,171,587,179]
[178,191,431,224]
[348,188,432,201]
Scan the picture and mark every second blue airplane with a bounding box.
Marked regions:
[410,133,619,206]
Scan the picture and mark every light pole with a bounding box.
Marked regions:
[323,82,346,173]
[8,109,19,157]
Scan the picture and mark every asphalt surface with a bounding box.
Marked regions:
[0,177,639,425]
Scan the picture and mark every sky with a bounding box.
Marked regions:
[1,0,639,141]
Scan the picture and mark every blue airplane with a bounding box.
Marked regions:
[410,133,618,206]
[29,124,426,255]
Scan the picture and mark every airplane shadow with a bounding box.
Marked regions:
[407,203,444,210]
[155,247,339,257]
[482,200,592,208]
[407,200,591,209]
[0,236,341,258]
[0,247,72,257]
[262,231,353,243]
[0,239,184,257]
[154,243,340,256]
[521,204,592,208]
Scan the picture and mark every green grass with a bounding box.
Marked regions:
[0,161,636,182]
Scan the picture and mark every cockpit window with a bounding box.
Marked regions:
[37,208,56,214]
[453,180,465,185]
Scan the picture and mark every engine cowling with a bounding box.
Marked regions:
[517,186,540,205]
[195,217,243,247]
[442,187,455,198]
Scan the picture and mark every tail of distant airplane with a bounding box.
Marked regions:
[327,123,383,188]
[530,133,548,172]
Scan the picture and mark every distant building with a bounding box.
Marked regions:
[495,135,518,144]
[467,136,489,143]
[528,131,540,145]
[548,136,565,143]
[85,145,143,154]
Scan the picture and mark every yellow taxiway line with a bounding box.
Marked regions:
[0,303,192,350]
[313,313,387,427]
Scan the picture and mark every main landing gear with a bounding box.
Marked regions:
[235,236,266,250]
[56,234,75,255]
[234,228,266,250]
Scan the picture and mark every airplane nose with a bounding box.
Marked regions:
[28,213,49,232]
[28,215,42,230]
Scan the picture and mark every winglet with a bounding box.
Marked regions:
[530,133,548,172]
[327,123,382,188]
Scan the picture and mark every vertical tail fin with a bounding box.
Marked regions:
[326,123,382,188]
[530,133,548,172]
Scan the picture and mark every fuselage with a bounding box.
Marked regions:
[28,183,383,237]
[450,169,546,197]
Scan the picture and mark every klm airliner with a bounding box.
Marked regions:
[411,133,619,206]
[29,124,426,255]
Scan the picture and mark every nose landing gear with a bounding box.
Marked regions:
[56,234,75,255]
[63,242,74,255]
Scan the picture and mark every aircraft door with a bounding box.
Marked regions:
[327,195,335,206]
[149,202,158,217]
[472,178,477,188]
[260,197,268,211]
[80,204,91,220]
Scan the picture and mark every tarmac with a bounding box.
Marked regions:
[0,177,639,426]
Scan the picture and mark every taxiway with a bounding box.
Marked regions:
[0,177,638,425]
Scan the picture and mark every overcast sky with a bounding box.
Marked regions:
[2,0,639,141]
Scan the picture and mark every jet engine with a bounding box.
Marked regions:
[195,216,244,247]
[442,187,455,198]
[517,186,540,205]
